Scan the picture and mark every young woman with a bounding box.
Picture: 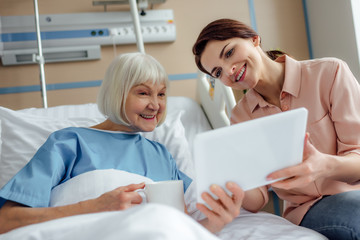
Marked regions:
[0,52,244,236]
[193,18,360,239]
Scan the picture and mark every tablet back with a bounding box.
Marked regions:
[193,107,308,203]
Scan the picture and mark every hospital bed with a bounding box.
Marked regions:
[0,72,326,240]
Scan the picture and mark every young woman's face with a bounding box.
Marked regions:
[124,80,166,132]
[200,37,261,90]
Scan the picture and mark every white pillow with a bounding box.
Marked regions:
[17,103,106,120]
[0,107,103,188]
[168,97,212,152]
[0,105,193,188]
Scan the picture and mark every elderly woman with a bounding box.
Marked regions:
[0,52,243,237]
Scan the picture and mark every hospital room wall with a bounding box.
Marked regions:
[0,0,309,110]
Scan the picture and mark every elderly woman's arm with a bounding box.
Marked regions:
[0,183,145,234]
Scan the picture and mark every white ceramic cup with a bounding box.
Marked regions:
[140,180,185,212]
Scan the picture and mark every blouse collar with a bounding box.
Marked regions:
[246,55,302,113]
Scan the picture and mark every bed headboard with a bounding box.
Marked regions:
[196,71,236,129]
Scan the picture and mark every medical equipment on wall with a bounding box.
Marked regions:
[0,0,172,109]
[0,8,175,65]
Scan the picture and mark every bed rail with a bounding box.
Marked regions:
[196,71,236,129]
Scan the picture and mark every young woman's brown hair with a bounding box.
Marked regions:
[192,18,285,76]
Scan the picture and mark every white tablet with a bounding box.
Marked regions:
[193,107,308,203]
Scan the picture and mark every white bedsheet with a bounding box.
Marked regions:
[218,210,327,240]
[0,206,327,240]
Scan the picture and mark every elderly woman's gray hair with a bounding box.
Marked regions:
[97,52,169,126]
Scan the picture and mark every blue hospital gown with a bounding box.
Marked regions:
[0,127,192,208]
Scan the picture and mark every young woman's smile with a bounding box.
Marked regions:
[235,64,247,82]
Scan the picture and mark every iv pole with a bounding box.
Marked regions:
[33,0,48,108]
[129,0,145,53]
[32,0,143,108]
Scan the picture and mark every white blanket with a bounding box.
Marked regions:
[0,169,327,240]
[0,204,219,240]
[0,207,327,240]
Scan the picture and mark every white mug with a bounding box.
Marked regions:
[140,180,185,212]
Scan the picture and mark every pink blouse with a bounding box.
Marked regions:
[231,55,360,225]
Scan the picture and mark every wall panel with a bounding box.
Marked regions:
[0,0,309,110]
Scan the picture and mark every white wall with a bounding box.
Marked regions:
[305,0,360,81]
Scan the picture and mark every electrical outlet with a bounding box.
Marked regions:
[109,22,175,44]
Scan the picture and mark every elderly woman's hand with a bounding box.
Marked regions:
[197,182,244,233]
[92,183,145,212]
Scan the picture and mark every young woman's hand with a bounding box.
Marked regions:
[197,182,244,233]
[267,133,331,190]
[92,183,145,211]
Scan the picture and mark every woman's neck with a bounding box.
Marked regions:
[254,55,285,108]
[91,119,133,132]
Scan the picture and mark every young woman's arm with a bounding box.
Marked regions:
[242,187,267,212]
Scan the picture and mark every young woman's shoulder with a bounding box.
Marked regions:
[301,57,348,68]
[299,57,352,84]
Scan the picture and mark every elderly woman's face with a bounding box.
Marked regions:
[125,80,166,132]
